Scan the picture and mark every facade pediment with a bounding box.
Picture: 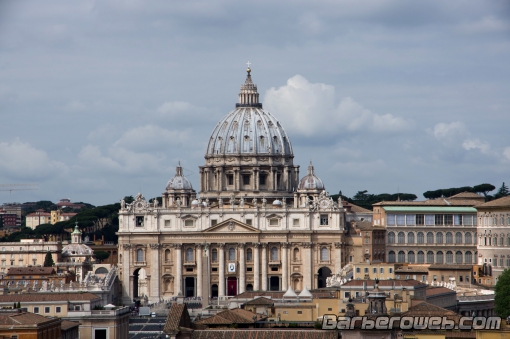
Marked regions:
[203,218,261,233]
[265,213,283,219]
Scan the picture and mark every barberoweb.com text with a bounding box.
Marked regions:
[322,315,501,330]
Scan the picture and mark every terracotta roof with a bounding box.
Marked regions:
[395,267,429,273]
[426,287,456,296]
[403,302,459,318]
[245,297,274,306]
[235,291,333,299]
[374,198,482,207]
[449,192,484,199]
[26,212,51,217]
[6,267,56,276]
[344,201,372,213]
[195,309,265,325]
[0,311,59,326]
[428,264,473,270]
[341,279,426,288]
[164,303,191,334]
[477,195,510,208]
[0,292,100,303]
[191,329,337,339]
[61,320,80,331]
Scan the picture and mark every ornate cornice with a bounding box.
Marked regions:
[122,244,132,250]
[149,243,162,250]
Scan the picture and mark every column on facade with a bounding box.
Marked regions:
[238,243,245,294]
[175,245,182,295]
[303,242,312,290]
[254,243,260,291]
[282,242,289,291]
[217,168,223,191]
[196,244,202,298]
[150,244,161,301]
[234,168,239,191]
[254,168,259,191]
[334,242,342,273]
[261,243,268,291]
[199,168,204,192]
[218,243,225,297]
[122,244,132,303]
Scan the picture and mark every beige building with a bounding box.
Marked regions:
[352,262,396,280]
[118,68,361,304]
[0,239,61,274]
[475,195,510,285]
[25,209,77,229]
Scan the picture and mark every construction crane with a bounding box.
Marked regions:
[0,184,39,195]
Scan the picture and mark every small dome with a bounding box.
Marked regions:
[272,199,282,206]
[298,161,324,190]
[62,243,94,256]
[166,162,193,190]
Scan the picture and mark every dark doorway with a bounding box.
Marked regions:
[211,284,218,298]
[269,276,280,291]
[318,267,332,288]
[133,268,140,299]
[246,284,253,291]
[227,277,237,296]
[185,277,195,297]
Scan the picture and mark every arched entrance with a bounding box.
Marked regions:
[317,267,332,288]
[184,277,195,297]
[133,268,140,299]
[211,284,218,298]
[246,284,253,292]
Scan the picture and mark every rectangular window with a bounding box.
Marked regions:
[425,214,435,225]
[297,311,302,314]
[320,215,329,226]
[56,306,61,313]
[444,214,453,225]
[33,307,39,313]
[269,219,279,226]
[212,267,218,272]
[271,267,278,272]
[454,215,462,225]
[184,219,194,227]
[396,214,405,226]
[434,214,443,225]
[245,219,252,226]
[44,307,50,313]
[94,329,107,339]
[227,174,234,185]
[380,268,384,273]
[136,216,144,227]
[356,268,360,273]
[328,308,332,311]
[405,215,415,225]
[259,174,266,185]
[389,268,393,273]
[186,267,193,272]
[164,220,171,228]
[243,175,250,185]
[364,268,368,273]
[293,219,300,226]
[373,268,377,273]
[211,219,217,226]
[386,214,395,226]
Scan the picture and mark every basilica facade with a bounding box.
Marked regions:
[118,68,364,304]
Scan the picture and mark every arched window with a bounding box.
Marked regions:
[388,232,395,244]
[186,248,194,262]
[436,232,443,244]
[465,251,472,264]
[507,237,510,246]
[246,248,253,261]
[427,232,434,244]
[212,249,218,262]
[398,232,405,244]
[136,249,144,262]
[456,251,463,263]
[446,232,453,244]
[436,251,444,264]
[388,251,396,263]
[446,251,453,264]
[408,251,415,263]
[398,251,405,263]
[228,247,235,261]
[293,248,300,261]
[465,232,472,244]
[321,247,329,261]
[427,251,434,263]
[270,247,278,261]
[165,249,170,262]
[417,251,424,263]
[455,232,463,244]
[417,232,424,244]
[407,233,415,244]
[500,237,504,246]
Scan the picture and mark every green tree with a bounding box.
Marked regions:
[472,183,496,198]
[17,302,20,309]
[495,268,510,318]
[495,182,510,199]
[94,251,111,262]
[43,252,54,267]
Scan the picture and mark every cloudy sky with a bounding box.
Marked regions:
[0,0,509,206]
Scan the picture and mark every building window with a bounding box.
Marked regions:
[247,248,253,261]
[435,214,443,225]
[270,247,278,261]
[416,214,424,225]
[320,215,329,226]
[427,251,434,263]
[426,232,434,244]
[417,232,424,244]
[44,307,50,314]
[269,218,279,226]
[446,251,453,264]
[165,249,171,262]
[136,249,144,262]
[373,268,377,273]
[164,220,171,228]
[356,267,360,273]
[465,251,472,264]
[211,219,217,226]
[446,232,453,244]
[293,248,300,261]
[436,232,443,244]
[465,232,472,244]
[408,251,415,263]
[243,175,250,185]
[436,251,443,264]
[455,232,463,244]
[406,214,415,225]
[364,267,369,273]
[246,219,252,226]
[388,232,395,244]
[396,214,405,226]
[407,232,415,244]
[417,251,424,263]
[398,232,405,244]
[228,248,235,261]
[184,219,194,227]
[388,251,395,263]
[386,214,395,226]
[136,216,144,227]
[398,251,405,263]
[212,249,218,262]
[425,214,435,225]
[320,247,328,261]
[293,219,300,226]
[444,214,453,225]
[33,307,39,313]
[389,268,393,273]
[259,174,266,185]
[297,311,302,314]
[380,268,384,273]
[227,174,234,185]
[185,248,194,262]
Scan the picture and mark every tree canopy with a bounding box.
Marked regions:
[330,190,417,211]
[43,252,54,267]
[495,268,510,318]
[423,183,495,200]
[495,182,510,199]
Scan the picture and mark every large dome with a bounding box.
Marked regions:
[205,68,293,158]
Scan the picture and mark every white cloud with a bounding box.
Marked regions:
[503,147,510,162]
[113,124,190,153]
[462,138,492,155]
[0,139,68,180]
[264,75,411,137]
[429,121,468,146]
